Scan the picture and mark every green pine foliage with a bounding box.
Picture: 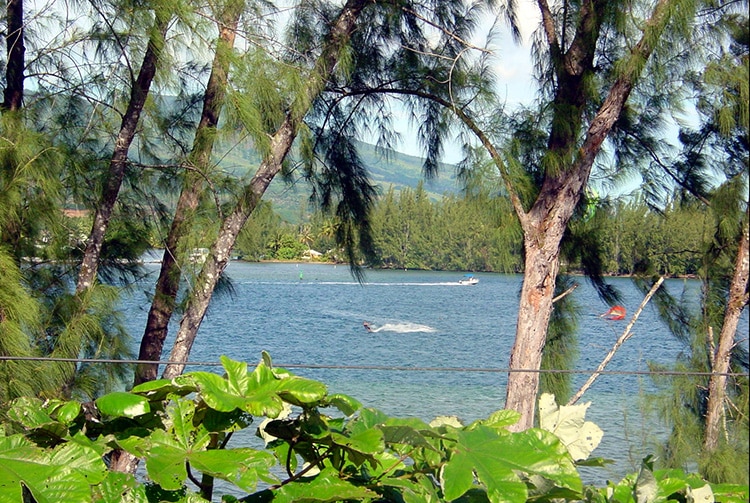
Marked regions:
[541,275,581,403]
[0,248,59,402]
[637,8,749,484]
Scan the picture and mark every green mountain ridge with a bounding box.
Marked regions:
[221,139,459,223]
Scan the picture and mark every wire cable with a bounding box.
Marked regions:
[0,356,746,377]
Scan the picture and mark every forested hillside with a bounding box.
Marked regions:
[221,139,459,222]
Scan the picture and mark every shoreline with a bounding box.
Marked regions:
[236,258,700,280]
[140,250,699,280]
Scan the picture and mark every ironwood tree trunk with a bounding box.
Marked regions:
[76,17,170,292]
[703,211,749,451]
[134,3,242,386]
[3,0,24,112]
[161,0,370,379]
[75,14,170,473]
[162,121,296,379]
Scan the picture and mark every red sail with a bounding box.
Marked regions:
[602,305,626,321]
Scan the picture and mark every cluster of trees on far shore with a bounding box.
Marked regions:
[231,182,710,278]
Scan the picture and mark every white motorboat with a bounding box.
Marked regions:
[458,274,478,285]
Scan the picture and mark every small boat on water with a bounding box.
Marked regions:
[458,274,479,285]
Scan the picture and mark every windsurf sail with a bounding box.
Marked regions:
[600,305,626,321]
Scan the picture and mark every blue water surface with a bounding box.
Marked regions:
[119,261,748,486]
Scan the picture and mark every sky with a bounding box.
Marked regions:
[388,2,697,200]
[390,1,541,164]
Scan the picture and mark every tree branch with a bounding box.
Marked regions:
[330,86,530,226]
[624,129,712,206]
[568,276,665,405]
[400,6,491,54]
[552,282,578,303]
[536,0,560,60]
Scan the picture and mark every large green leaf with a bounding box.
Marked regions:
[321,393,362,416]
[270,466,378,502]
[190,371,259,412]
[7,397,51,428]
[90,470,147,503]
[381,473,443,503]
[10,398,82,426]
[0,434,107,503]
[329,427,384,467]
[53,401,83,425]
[222,355,251,394]
[141,429,191,491]
[497,429,581,490]
[5,397,71,443]
[135,399,210,490]
[330,428,383,455]
[168,399,210,451]
[354,409,432,434]
[130,378,197,402]
[139,427,275,493]
[709,482,749,503]
[469,409,521,431]
[353,407,393,429]
[441,427,524,503]
[129,399,275,493]
[96,392,151,418]
[441,426,581,503]
[380,424,439,450]
[190,357,327,417]
[189,448,277,492]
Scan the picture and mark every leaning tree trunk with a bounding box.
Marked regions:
[134,2,242,386]
[161,0,370,379]
[506,170,589,430]
[75,14,170,474]
[703,211,749,451]
[162,125,295,378]
[504,0,676,431]
[76,16,170,292]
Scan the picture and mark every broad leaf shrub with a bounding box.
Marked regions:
[0,354,746,502]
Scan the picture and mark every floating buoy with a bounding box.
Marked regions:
[600,305,626,321]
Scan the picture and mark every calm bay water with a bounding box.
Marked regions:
[120,261,748,485]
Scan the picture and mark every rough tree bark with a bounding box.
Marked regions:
[161,0,370,379]
[703,210,749,451]
[134,1,243,386]
[76,15,170,292]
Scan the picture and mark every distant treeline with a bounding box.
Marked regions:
[234,182,709,277]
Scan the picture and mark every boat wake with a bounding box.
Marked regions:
[308,281,468,286]
[369,282,469,287]
[367,322,436,333]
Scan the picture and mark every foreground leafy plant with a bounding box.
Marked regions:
[0,354,746,502]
